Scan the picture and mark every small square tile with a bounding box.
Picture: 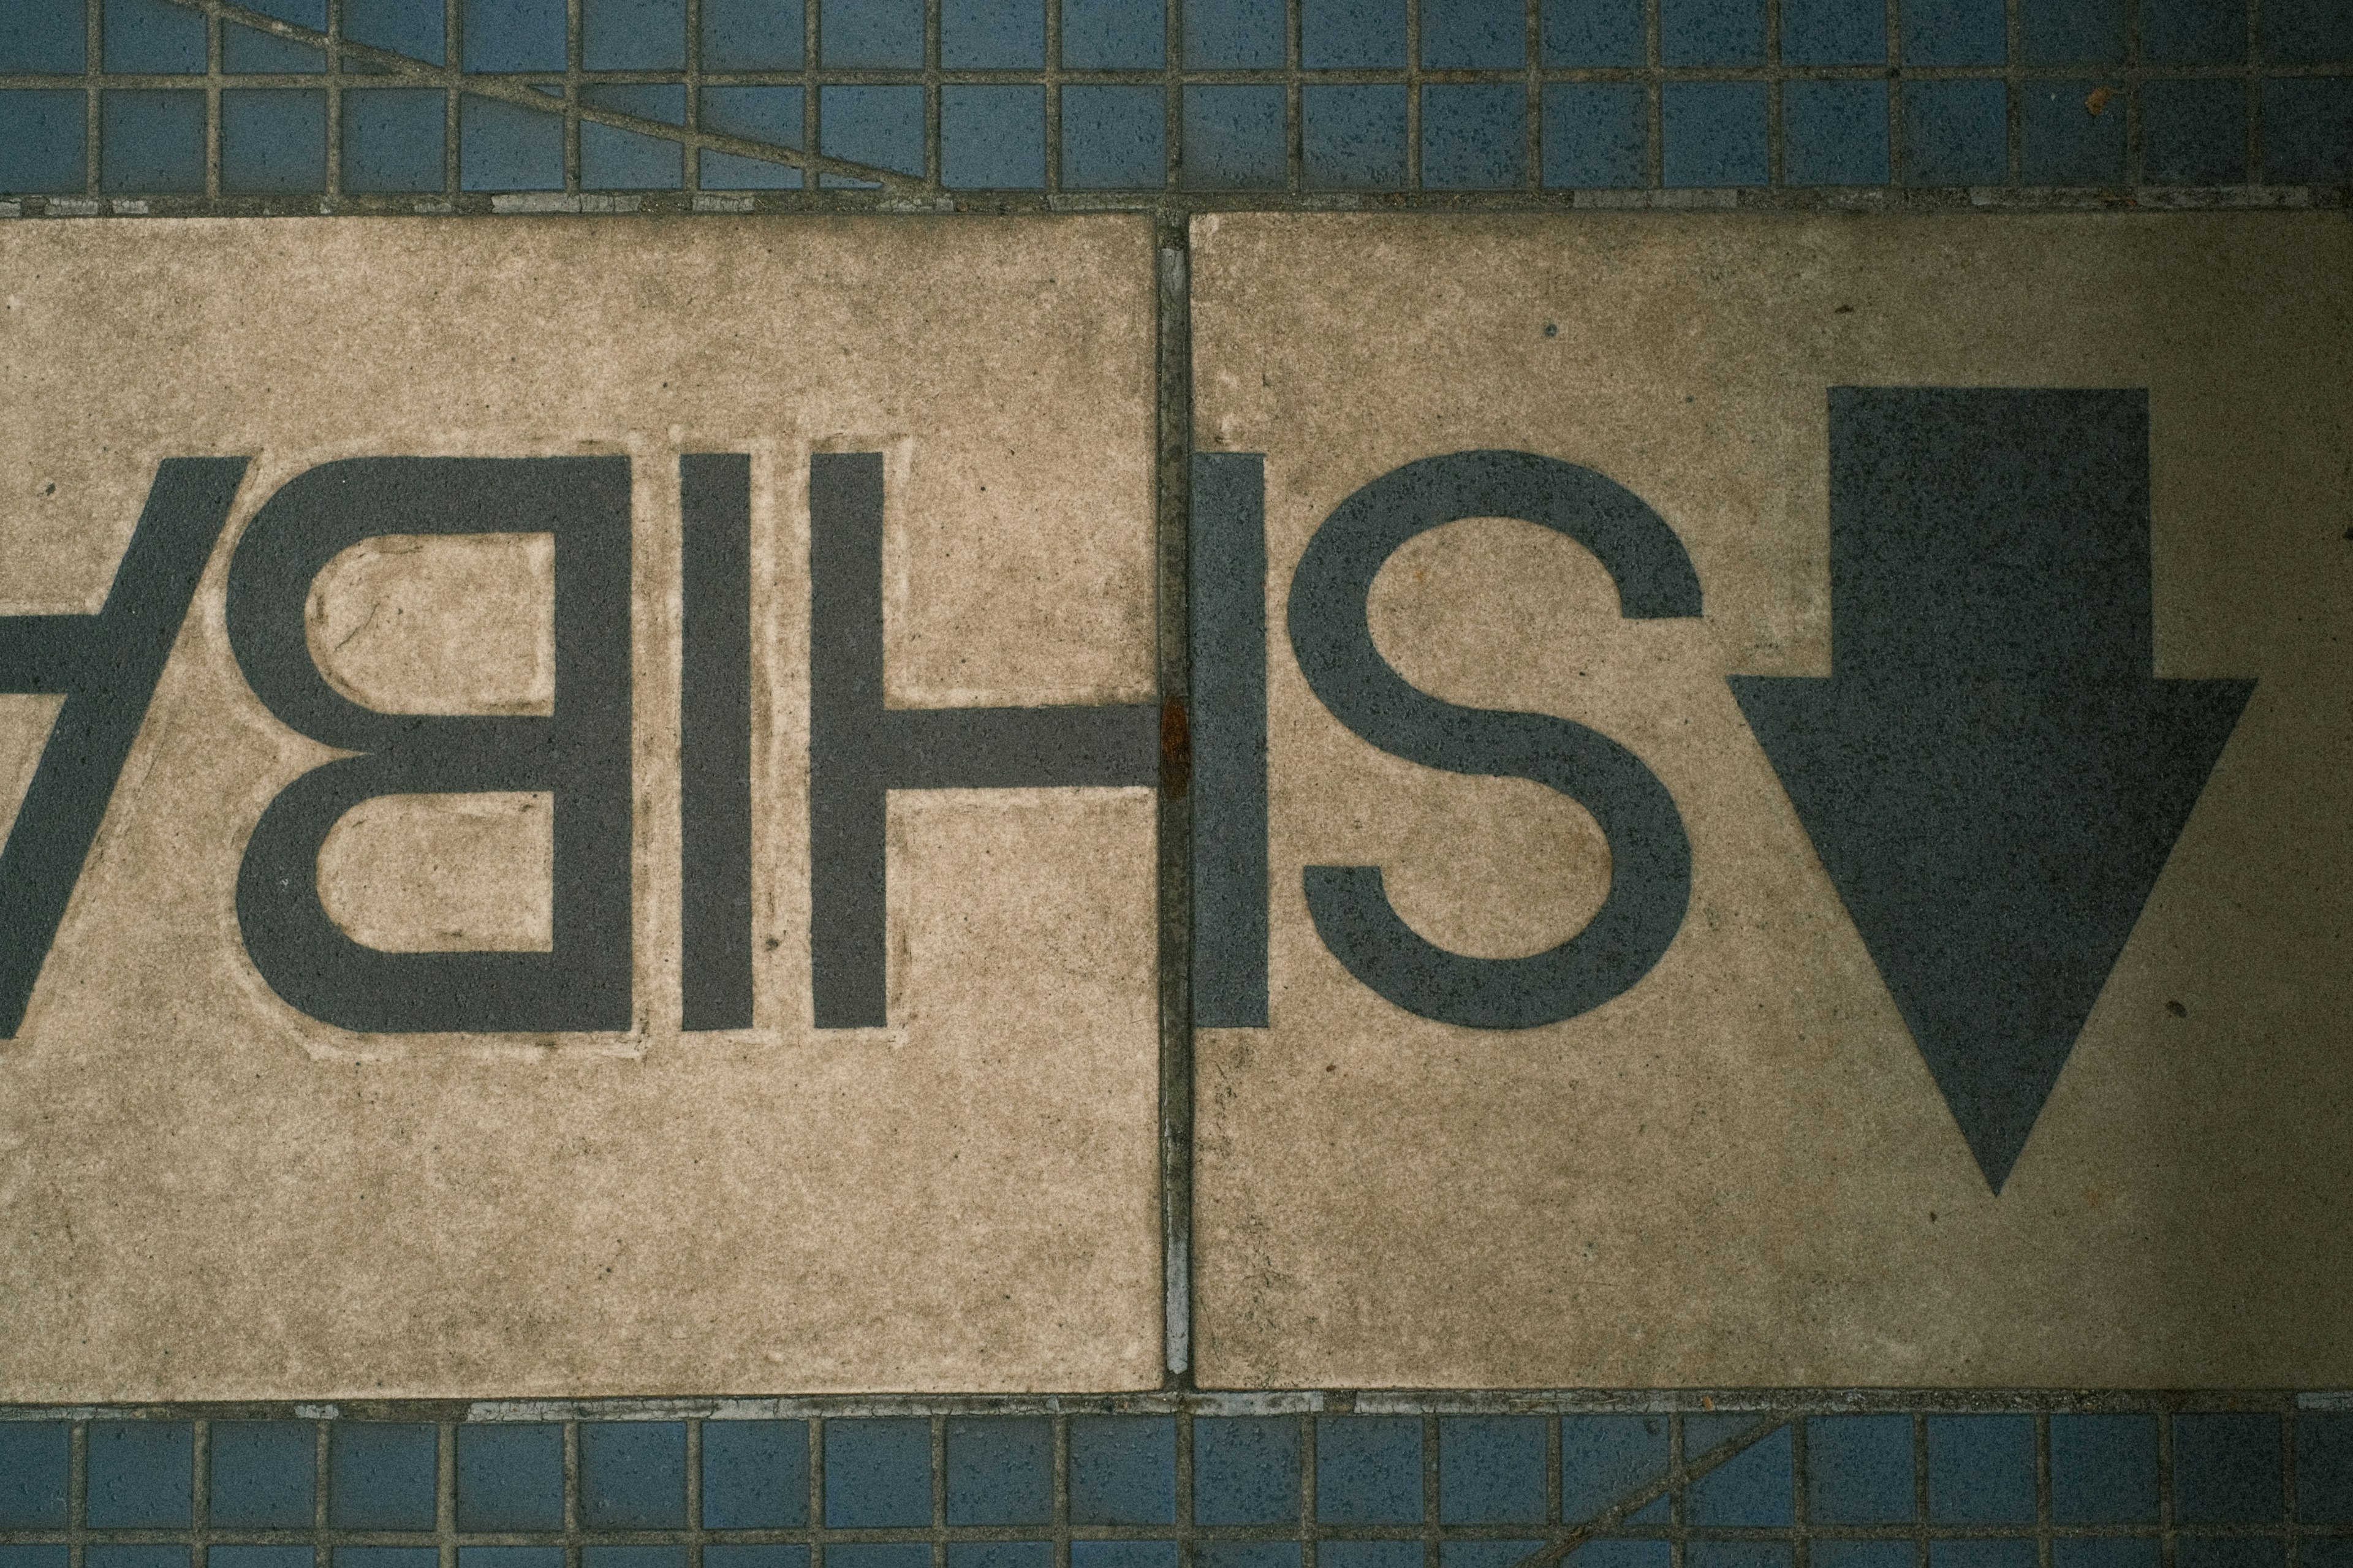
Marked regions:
[949,1547,1050,1568]
[2262,0,2353,61]
[466,0,566,69]
[1181,85,1286,189]
[707,1550,809,1568]
[944,0,1043,64]
[703,1421,809,1528]
[946,1418,1051,1524]
[580,1423,687,1530]
[1317,1417,1422,1526]
[2262,77,2353,183]
[0,1425,70,1527]
[584,1550,684,1568]
[1194,1417,1301,1526]
[1064,0,1164,66]
[348,0,445,64]
[825,1418,932,1528]
[1423,0,1524,67]
[1662,0,1764,64]
[2298,1543,2353,1568]
[703,0,803,66]
[1422,83,1526,188]
[1072,1546,1176,1568]
[460,1551,563,1568]
[941,85,1045,187]
[2141,0,2243,61]
[1661,79,1767,186]
[104,0,205,72]
[0,4,85,70]
[214,1551,314,1568]
[586,0,686,67]
[1815,1547,1914,1568]
[2302,1415,2353,1523]
[818,85,923,183]
[1560,1417,1668,1524]
[2022,0,2124,62]
[1441,1417,1545,1525]
[586,81,685,123]
[1542,83,1646,186]
[1069,1417,1175,1526]
[2173,1543,2283,1568]
[582,89,686,186]
[1927,1417,2034,1526]
[211,1423,317,1529]
[1195,1548,1298,1568]
[225,15,325,72]
[822,0,922,66]
[1784,79,1890,184]
[701,96,803,185]
[1061,85,1165,186]
[1321,1546,1420,1568]
[342,88,444,190]
[459,92,563,189]
[1186,0,1282,66]
[1579,1547,1670,1568]
[2048,1415,2158,1524]
[2053,1542,2159,1568]
[1808,1415,1912,1524]
[1686,1423,1790,1527]
[2174,1415,2284,1524]
[457,1425,565,1531]
[1687,1547,1790,1568]
[1901,78,2006,182]
[222,89,327,192]
[2020,78,2124,183]
[0,90,83,194]
[1442,1546,1545,1568]
[1783,0,1884,62]
[1542,0,1642,63]
[1901,0,2004,64]
[86,1551,187,1568]
[828,1548,932,1568]
[335,1551,439,1568]
[1305,0,1405,66]
[330,1426,439,1529]
[1930,1543,2036,1568]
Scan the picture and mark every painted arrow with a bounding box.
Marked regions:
[1729,388,2253,1192]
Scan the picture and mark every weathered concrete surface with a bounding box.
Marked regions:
[1191,211,2353,1388]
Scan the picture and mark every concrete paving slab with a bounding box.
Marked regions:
[0,216,1162,1398]
[1189,211,2353,1389]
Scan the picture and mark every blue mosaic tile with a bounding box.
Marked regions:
[700,87,805,187]
[348,0,445,64]
[1686,1546,1790,1568]
[1543,83,1646,186]
[1072,1546,1177,1568]
[941,85,1045,186]
[460,93,564,187]
[1662,0,1764,64]
[1317,1417,1423,1526]
[1064,0,1164,67]
[1901,78,2006,183]
[1560,1416,1668,1524]
[2053,1541,2161,1568]
[457,1425,564,1531]
[1542,0,1640,64]
[705,0,803,67]
[946,1417,1052,1524]
[466,0,566,70]
[707,1550,811,1568]
[94,97,225,191]
[1442,1545,1546,1568]
[0,1555,70,1568]
[823,0,922,66]
[1815,1546,1914,1568]
[1783,0,1884,63]
[104,0,205,72]
[2022,0,2124,63]
[578,1422,687,1529]
[1305,0,1405,67]
[1194,1417,1302,1526]
[819,84,923,183]
[2303,1415,2353,1523]
[1785,79,1889,184]
[1661,80,1767,186]
[1808,1415,1913,1523]
[225,25,324,73]
[1686,1422,1790,1526]
[330,1426,438,1529]
[1439,1417,1545,1525]
[86,1550,187,1568]
[1061,85,1164,186]
[222,89,326,191]
[1901,0,2004,65]
[2262,0,2353,61]
[1303,86,1406,188]
[1929,1543,2036,1568]
[2263,77,2353,183]
[1069,1417,1175,1526]
[944,0,1044,66]
[2140,0,2242,61]
[0,5,84,71]
[586,81,686,123]
[343,88,445,190]
[2048,1415,2158,1524]
[2173,1542,2283,1568]
[210,1422,317,1529]
[211,1550,312,1568]
[583,1550,683,1568]
[827,1552,931,1568]
[2303,1543,2353,1568]
[2174,1414,2283,1524]
[1181,84,1285,188]
[585,0,686,68]
[335,1551,439,1568]
[1186,0,1282,67]
[2021,78,2125,183]
[949,1547,1050,1568]
[1578,1547,1670,1568]
[825,1418,932,1528]
[1320,1545,1420,1568]
[1423,0,1523,67]
[583,87,686,186]
[703,1420,810,1527]
[0,1425,70,1527]
[1423,83,1526,187]
[460,1551,562,1568]
[0,89,82,192]
[1194,1548,1299,1568]
[1926,1417,2034,1526]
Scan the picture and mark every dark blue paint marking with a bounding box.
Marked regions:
[1730,387,2252,1192]
[680,455,755,1031]
[1189,453,1269,1029]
